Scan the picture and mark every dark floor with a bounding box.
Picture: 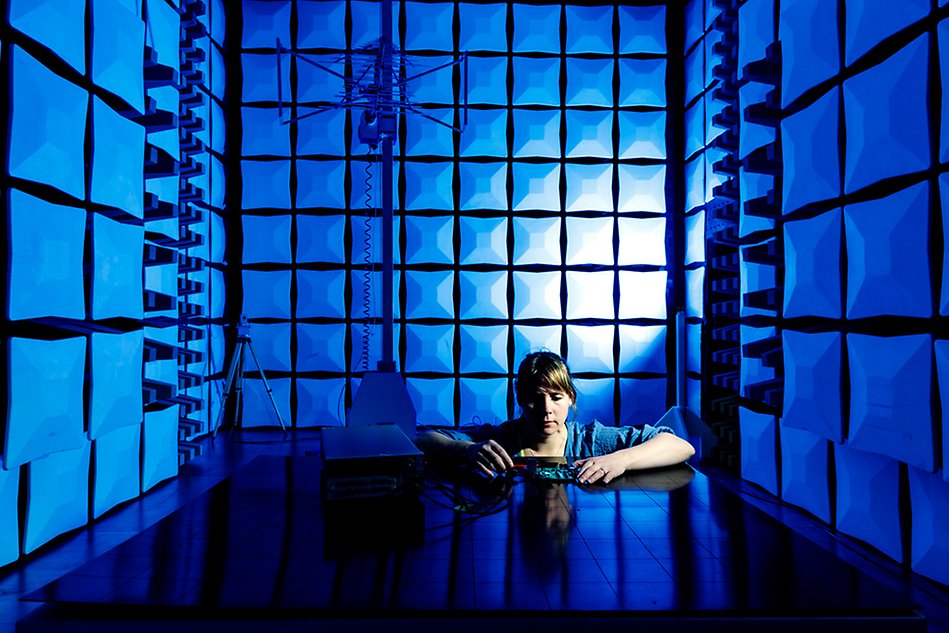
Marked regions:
[2,428,948,632]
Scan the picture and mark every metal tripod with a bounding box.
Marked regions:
[212,316,287,438]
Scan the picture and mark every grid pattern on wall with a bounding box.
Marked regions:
[705,0,949,587]
[238,0,676,430]
[0,0,228,568]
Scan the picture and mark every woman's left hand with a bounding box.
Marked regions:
[573,454,627,484]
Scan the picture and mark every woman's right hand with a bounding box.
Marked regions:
[465,439,514,476]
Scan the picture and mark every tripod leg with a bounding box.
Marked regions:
[212,341,245,439]
[244,338,288,432]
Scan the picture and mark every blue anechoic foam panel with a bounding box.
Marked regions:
[350,0,397,50]
[574,378,616,426]
[405,325,455,374]
[512,3,560,53]
[513,325,561,361]
[836,443,902,561]
[844,34,929,194]
[459,163,507,210]
[619,59,667,108]
[845,183,931,319]
[23,443,90,555]
[296,324,346,372]
[619,271,668,320]
[566,59,613,107]
[513,164,561,211]
[407,378,454,426]
[513,272,562,320]
[405,1,453,51]
[458,217,508,265]
[296,109,345,156]
[7,189,85,320]
[405,109,453,157]
[246,322,291,372]
[242,0,290,48]
[297,0,345,48]
[513,110,560,158]
[684,211,705,266]
[779,0,838,108]
[740,325,776,398]
[619,216,667,266]
[91,98,145,218]
[935,340,949,481]
[91,0,144,113]
[149,88,180,158]
[780,425,832,524]
[737,0,773,76]
[908,466,949,585]
[241,160,291,209]
[88,331,144,440]
[618,325,666,374]
[460,271,507,320]
[941,20,949,163]
[845,0,928,66]
[4,337,85,469]
[460,109,507,157]
[739,407,779,495]
[566,217,613,266]
[739,83,777,161]
[939,175,949,314]
[404,163,454,210]
[459,326,507,373]
[459,3,506,52]
[782,88,839,214]
[459,379,509,427]
[513,217,560,265]
[349,270,403,321]
[211,100,227,154]
[405,215,453,264]
[405,271,454,320]
[296,215,346,263]
[241,107,290,156]
[684,155,705,213]
[242,270,291,319]
[408,57,456,106]
[240,378,291,429]
[92,423,140,519]
[565,164,613,212]
[618,110,666,160]
[849,333,934,471]
[620,377,667,427]
[142,406,178,492]
[565,4,612,54]
[618,164,666,214]
[740,248,776,319]
[10,0,86,73]
[782,330,843,442]
[566,325,614,373]
[0,468,18,566]
[242,53,290,103]
[91,215,144,320]
[619,4,665,54]
[783,210,842,319]
[467,56,508,106]
[512,57,561,106]
[684,100,703,159]
[145,0,179,69]
[242,215,291,264]
[686,322,702,374]
[685,267,705,319]
[684,0,704,52]
[566,271,615,320]
[684,44,704,106]
[566,110,612,159]
[296,379,346,427]
[9,46,87,199]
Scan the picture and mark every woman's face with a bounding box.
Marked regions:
[521,387,573,436]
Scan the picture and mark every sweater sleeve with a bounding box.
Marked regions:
[579,420,675,457]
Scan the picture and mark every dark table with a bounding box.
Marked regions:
[21,454,924,632]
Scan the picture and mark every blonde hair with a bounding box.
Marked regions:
[515,351,577,411]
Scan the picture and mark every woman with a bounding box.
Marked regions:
[414,350,695,484]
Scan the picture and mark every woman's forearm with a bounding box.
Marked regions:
[413,430,473,460]
[617,432,695,472]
